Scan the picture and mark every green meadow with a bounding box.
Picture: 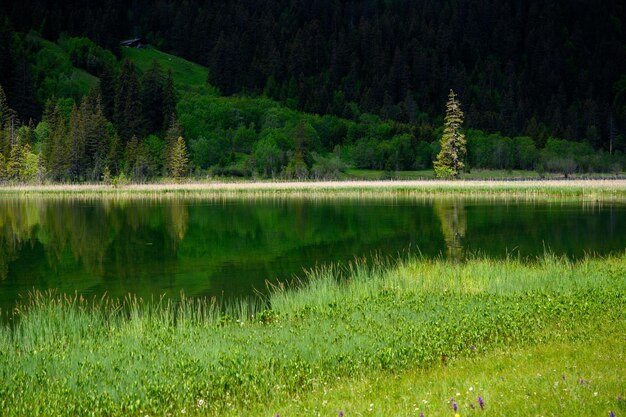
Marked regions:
[1,253,624,416]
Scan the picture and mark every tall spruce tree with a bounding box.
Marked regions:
[434,90,466,179]
[142,60,164,133]
[161,69,176,131]
[98,66,116,120]
[0,84,17,157]
[113,60,143,144]
[82,91,111,181]
[67,104,86,181]
[6,137,25,181]
[43,103,69,181]
[169,136,189,180]
[0,153,6,181]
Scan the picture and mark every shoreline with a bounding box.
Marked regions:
[0,179,625,204]
[0,179,625,198]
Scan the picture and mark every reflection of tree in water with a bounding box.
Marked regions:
[0,199,41,279]
[167,200,189,241]
[433,199,467,261]
[40,201,112,276]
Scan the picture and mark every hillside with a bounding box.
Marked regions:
[33,36,100,100]
[0,32,624,184]
[3,0,626,153]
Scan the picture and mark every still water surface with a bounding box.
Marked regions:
[1,196,625,311]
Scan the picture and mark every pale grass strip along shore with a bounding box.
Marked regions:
[0,179,625,200]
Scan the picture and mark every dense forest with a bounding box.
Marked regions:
[1,0,626,182]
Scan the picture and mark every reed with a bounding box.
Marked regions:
[0,253,624,416]
[1,179,626,201]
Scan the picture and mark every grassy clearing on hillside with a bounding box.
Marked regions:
[123,47,217,96]
[1,254,624,416]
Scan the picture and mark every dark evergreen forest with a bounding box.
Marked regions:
[1,0,626,181]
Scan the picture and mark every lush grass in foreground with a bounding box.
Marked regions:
[255,322,624,417]
[0,254,625,416]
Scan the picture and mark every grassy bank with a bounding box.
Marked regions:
[1,254,624,416]
[344,168,626,180]
[0,179,626,201]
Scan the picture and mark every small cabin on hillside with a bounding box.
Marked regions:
[120,37,147,48]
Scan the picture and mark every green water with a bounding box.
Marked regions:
[0,196,625,312]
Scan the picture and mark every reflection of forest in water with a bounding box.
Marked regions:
[0,198,445,308]
[1,197,626,310]
[0,199,188,280]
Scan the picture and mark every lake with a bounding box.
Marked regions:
[1,196,625,313]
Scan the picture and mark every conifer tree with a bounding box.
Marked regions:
[124,135,139,179]
[0,84,15,127]
[43,103,69,181]
[161,69,176,131]
[163,118,182,172]
[142,59,164,133]
[0,84,16,157]
[0,153,6,181]
[7,138,25,181]
[114,60,143,144]
[67,104,86,181]
[169,136,189,180]
[83,91,110,181]
[434,89,466,179]
[98,66,116,120]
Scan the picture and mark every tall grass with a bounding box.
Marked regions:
[1,253,624,416]
[1,179,626,201]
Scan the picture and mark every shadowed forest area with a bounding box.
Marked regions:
[1,0,625,182]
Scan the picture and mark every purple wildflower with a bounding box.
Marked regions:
[339,412,344,417]
[470,344,475,352]
[562,373,566,381]
[609,412,615,417]
[478,396,485,410]
[420,412,425,417]
[452,399,458,412]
